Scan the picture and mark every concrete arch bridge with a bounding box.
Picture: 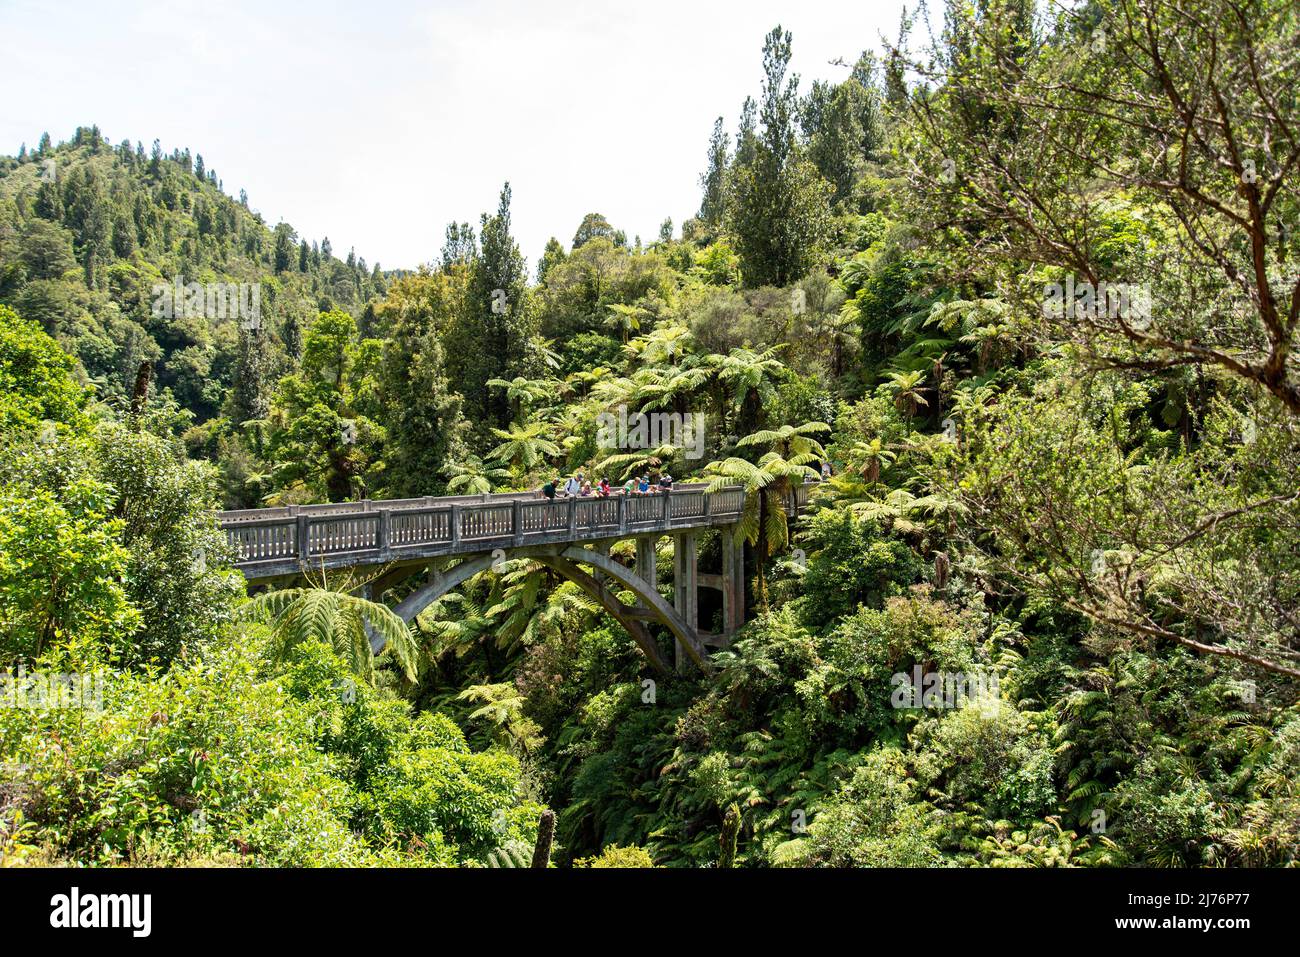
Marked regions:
[218,482,814,674]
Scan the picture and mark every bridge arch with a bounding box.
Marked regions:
[380,544,710,675]
[532,555,672,674]
[559,545,710,670]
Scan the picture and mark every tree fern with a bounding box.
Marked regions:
[243,587,419,682]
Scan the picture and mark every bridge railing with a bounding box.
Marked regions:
[216,489,548,526]
[218,481,818,573]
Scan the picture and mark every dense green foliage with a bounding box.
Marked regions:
[2,0,1297,868]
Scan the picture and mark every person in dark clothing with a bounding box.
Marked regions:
[541,478,558,500]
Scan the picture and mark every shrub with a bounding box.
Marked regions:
[1111,754,1221,866]
[794,590,976,744]
[573,844,657,868]
[0,482,138,661]
[912,702,1057,822]
[798,510,920,628]
[802,748,942,867]
[0,638,368,866]
[0,636,541,867]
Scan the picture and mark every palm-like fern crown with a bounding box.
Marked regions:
[738,422,829,461]
[703,425,822,554]
[243,587,419,682]
[487,421,561,471]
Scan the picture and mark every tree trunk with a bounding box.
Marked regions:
[129,359,152,426]
[934,551,950,592]
[719,804,740,868]
[756,489,769,612]
[531,810,555,869]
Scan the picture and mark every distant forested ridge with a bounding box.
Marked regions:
[0,125,390,503]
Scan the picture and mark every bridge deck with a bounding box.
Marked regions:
[219,483,811,582]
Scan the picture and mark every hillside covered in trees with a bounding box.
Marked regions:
[1,0,1297,871]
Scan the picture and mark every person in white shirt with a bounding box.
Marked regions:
[564,474,581,497]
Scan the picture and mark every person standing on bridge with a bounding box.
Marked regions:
[541,477,559,500]
[564,473,582,498]
[623,477,636,496]
[659,473,673,491]
[598,477,611,497]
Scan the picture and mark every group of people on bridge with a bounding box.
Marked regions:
[538,460,833,502]
[539,471,674,501]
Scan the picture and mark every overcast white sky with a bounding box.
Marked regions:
[1,0,916,271]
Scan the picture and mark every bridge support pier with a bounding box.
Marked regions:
[672,532,698,672]
[634,536,658,603]
[721,526,745,639]
[591,540,610,587]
